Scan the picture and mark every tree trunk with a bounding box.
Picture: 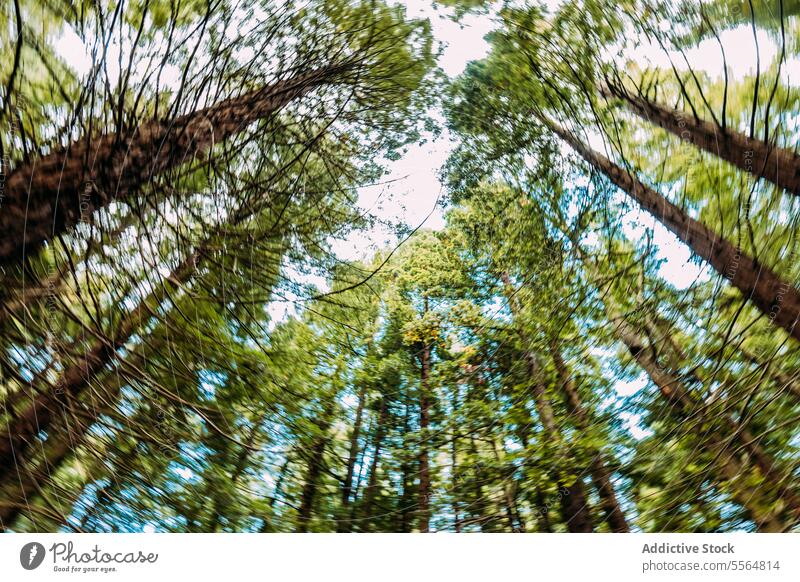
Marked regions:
[534,487,554,533]
[515,426,554,532]
[339,384,367,531]
[349,416,372,515]
[549,341,630,532]
[399,398,414,533]
[0,184,272,481]
[0,210,140,327]
[362,396,389,524]
[417,399,431,530]
[451,387,461,533]
[468,435,495,532]
[529,356,594,532]
[546,119,800,343]
[0,344,155,531]
[260,453,292,533]
[736,344,800,403]
[491,439,525,532]
[0,66,345,267]
[418,296,432,532]
[605,85,800,197]
[500,272,594,532]
[209,413,264,532]
[0,250,200,480]
[605,301,795,531]
[296,403,334,533]
[0,399,113,530]
[638,312,798,496]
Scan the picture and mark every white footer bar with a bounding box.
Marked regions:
[1,533,797,581]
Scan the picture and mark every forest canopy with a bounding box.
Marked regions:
[0,0,798,533]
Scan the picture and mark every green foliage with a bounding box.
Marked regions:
[3,0,798,535]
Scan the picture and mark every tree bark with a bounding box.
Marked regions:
[515,426,554,532]
[500,272,594,532]
[605,85,800,197]
[534,487,554,533]
[0,210,140,327]
[529,354,594,532]
[418,296,432,533]
[736,344,800,403]
[296,402,334,533]
[0,251,200,480]
[0,393,114,530]
[208,413,265,532]
[549,341,630,532]
[0,340,159,531]
[362,396,389,524]
[399,398,414,533]
[468,435,496,532]
[0,66,345,267]
[604,301,796,531]
[260,453,292,532]
[0,181,276,481]
[637,311,798,491]
[546,119,800,343]
[637,312,800,527]
[491,439,525,532]
[451,387,462,533]
[340,384,367,513]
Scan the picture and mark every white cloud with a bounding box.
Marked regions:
[334,3,494,262]
[174,466,195,481]
[615,373,648,397]
[620,411,654,440]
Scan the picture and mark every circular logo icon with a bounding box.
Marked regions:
[20,542,46,570]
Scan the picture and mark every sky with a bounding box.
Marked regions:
[329,2,495,261]
[52,1,785,294]
[52,1,787,441]
[329,1,793,293]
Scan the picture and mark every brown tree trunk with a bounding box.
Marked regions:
[549,341,630,532]
[0,66,345,267]
[605,303,795,531]
[209,413,265,532]
[417,397,431,531]
[0,182,273,480]
[638,312,798,494]
[296,438,327,533]
[737,344,800,403]
[296,403,334,533]
[491,439,525,532]
[546,119,800,343]
[534,487,554,533]
[0,251,200,479]
[362,397,389,524]
[260,453,292,532]
[0,397,113,530]
[349,416,372,513]
[605,85,800,197]
[529,356,594,532]
[1,270,67,327]
[515,427,553,532]
[500,272,594,532]
[0,341,157,531]
[340,384,367,520]
[468,435,496,532]
[451,387,462,533]
[399,398,414,533]
[418,296,432,533]
[0,210,139,327]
